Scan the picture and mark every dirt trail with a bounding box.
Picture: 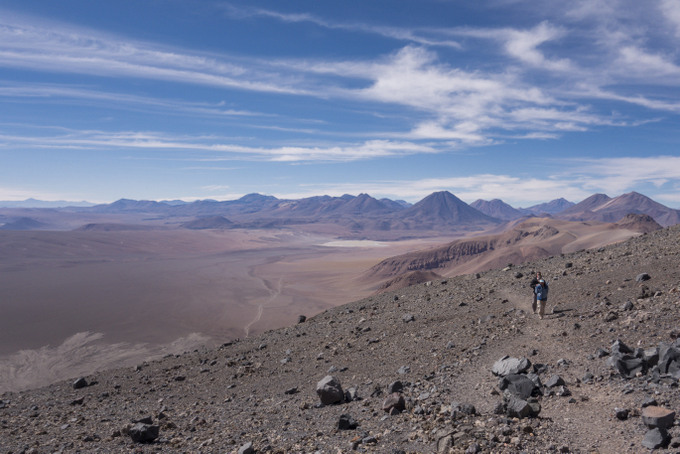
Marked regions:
[243,275,283,337]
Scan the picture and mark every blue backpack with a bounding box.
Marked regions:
[536,281,548,300]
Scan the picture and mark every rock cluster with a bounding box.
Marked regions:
[604,338,680,381]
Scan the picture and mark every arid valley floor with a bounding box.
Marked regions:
[0,227,447,393]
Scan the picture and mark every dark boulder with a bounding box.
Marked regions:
[505,395,540,418]
[499,374,541,400]
[609,355,647,378]
[128,423,159,443]
[544,375,566,388]
[316,375,344,405]
[657,343,680,377]
[387,381,403,394]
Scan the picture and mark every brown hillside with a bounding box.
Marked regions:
[375,269,443,293]
[366,217,646,282]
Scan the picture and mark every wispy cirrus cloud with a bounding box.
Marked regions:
[0,129,438,162]
[0,15,309,95]
[0,82,269,118]
[221,4,462,49]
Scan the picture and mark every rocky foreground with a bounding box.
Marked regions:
[2,226,680,453]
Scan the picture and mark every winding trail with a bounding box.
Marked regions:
[243,273,283,338]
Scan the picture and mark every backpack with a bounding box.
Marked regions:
[536,282,548,300]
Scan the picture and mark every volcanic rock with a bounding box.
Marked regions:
[641,406,676,429]
[642,428,670,449]
[72,377,88,389]
[128,422,159,443]
[316,375,344,405]
[382,392,405,413]
[492,356,531,377]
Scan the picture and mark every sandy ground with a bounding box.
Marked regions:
[0,228,444,392]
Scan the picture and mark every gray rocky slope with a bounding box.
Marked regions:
[2,226,680,453]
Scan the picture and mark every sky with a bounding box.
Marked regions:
[1,0,680,208]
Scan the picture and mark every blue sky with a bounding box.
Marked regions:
[1,0,680,207]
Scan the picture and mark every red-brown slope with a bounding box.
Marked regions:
[365,217,648,284]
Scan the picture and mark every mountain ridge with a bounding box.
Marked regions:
[2,191,679,236]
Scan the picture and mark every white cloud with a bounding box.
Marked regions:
[615,46,680,81]
[0,18,309,95]
[660,0,680,36]
[222,5,462,48]
[0,129,439,162]
[503,22,572,71]
[568,156,680,195]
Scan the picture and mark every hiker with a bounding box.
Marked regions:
[535,277,549,319]
[529,272,542,314]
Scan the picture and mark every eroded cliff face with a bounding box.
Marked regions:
[367,221,563,280]
[365,216,654,284]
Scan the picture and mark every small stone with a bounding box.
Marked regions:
[397,365,410,375]
[73,377,88,389]
[604,311,618,322]
[362,435,377,444]
[338,414,358,430]
[466,443,481,453]
[614,408,629,420]
[402,314,415,323]
[344,387,359,402]
[555,385,571,397]
[382,392,405,413]
[642,428,670,449]
[387,381,403,394]
[238,442,255,454]
[297,315,306,324]
[636,273,651,282]
[595,348,609,358]
[641,397,658,408]
[620,300,634,311]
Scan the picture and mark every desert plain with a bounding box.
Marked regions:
[0,227,447,392]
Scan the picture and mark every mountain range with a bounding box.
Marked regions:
[1,191,679,235]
